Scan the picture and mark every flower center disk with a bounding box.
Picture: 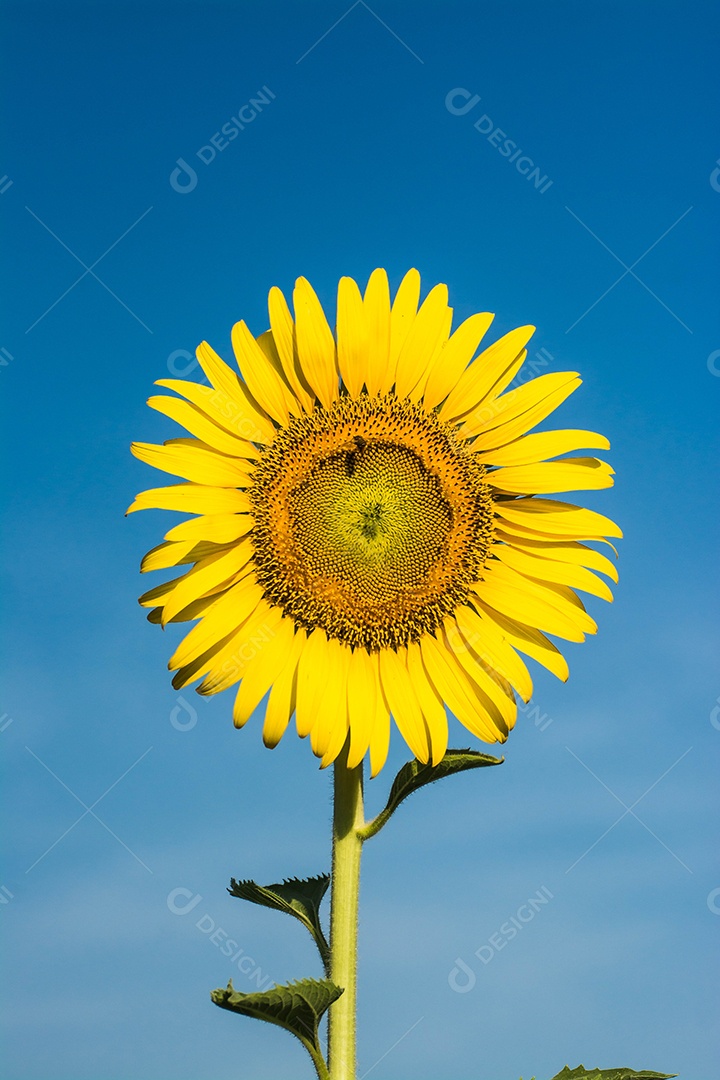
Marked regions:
[251,395,494,650]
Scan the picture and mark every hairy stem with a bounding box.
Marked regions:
[327,741,364,1080]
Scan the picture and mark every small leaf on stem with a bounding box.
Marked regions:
[227,874,331,973]
[360,749,503,840]
[211,977,342,1080]
[549,1067,677,1080]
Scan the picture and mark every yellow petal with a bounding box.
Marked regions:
[493,544,614,601]
[310,637,347,756]
[394,282,450,399]
[495,498,623,540]
[126,483,252,516]
[378,647,430,763]
[439,325,535,424]
[369,664,391,777]
[164,513,253,544]
[232,616,297,728]
[161,539,255,626]
[419,634,505,743]
[131,441,253,487]
[315,642,352,765]
[488,458,614,495]
[346,648,378,769]
[293,277,339,410]
[408,306,453,403]
[482,559,598,632]
[295,628,329,737]
[452,603,533,702]
[263,627,307,748]
[472,561,594,642]
[472,598,570,681]
[463,373,581,444]
[169,593,267,692]
[255,331,305,418]
[422,312,495,411]
[494,531,619,583]
[362,269,391,396]
[140,540,197,573]
[169,575,264,667]
[479,429,610,467]
[267,286,315,412]
[147,396,260,459]
[231,321,292,426]
[406,641,448,765]
[147,593,221,625]
[141,538,239,573]
[139,576,184,608]
[495,514,619,555]
[141,564,252,618]
[171,630,237,691]
[337,276,368,398]
[383,269,421,394]
[155,376,274,446]
[197,602,283,695]
[195,342,276,443]
[441,620,515,732]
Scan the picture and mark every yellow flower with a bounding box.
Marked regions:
[128,269,621,775]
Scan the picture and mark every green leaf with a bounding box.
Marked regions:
[548,1067,677,1080]
[211,977,341,1080]
[227,874,331,973]
[359,748,503,840]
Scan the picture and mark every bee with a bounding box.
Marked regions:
[341,435,367,476]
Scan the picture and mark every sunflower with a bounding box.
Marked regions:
[128,269,620,775]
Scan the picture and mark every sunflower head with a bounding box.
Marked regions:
[128,269,621,775]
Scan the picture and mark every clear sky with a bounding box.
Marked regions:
[2,2,719,1078]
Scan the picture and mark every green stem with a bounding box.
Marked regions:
[304,1034,332,1080]
[327,741,364,1080]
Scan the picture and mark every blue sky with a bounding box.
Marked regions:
[2,1,719,1078]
